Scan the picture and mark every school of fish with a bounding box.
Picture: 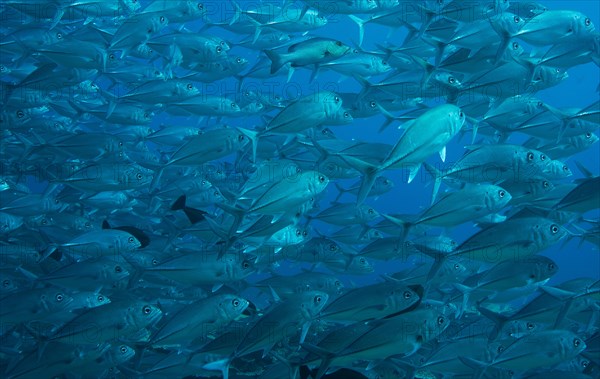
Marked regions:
[0,0,599,378]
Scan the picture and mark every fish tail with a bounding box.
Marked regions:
[476,303,508,341]
[229,0,242,26]
[264,49,285,75]
[348,15,366,47]
[202,358,231,379]
[333,182,346,202]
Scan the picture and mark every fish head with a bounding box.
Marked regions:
[495,12,527,36]
[218,294,250,320]
[109,262,131,281]
[300,290,329,318]
[488,184,512,210]
[130,303,163,328]
[88,292,111,308]
[40,289,74,312]
[349,255,374,273]
[328,107,354,125]
[574,12,595,35]
[544,159,572,179]
[108,344,136,365]
[530,66,568,91]
[328,40,351,57]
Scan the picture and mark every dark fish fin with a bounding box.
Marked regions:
[172,195,208,224]
[423,162,443,204]
[102,220,111,229]
[300,343,334,379]
[347,15,366,47]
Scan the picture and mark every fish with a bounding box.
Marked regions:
[0,1,598,378]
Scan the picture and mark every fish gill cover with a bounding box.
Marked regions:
[0,0,599,378]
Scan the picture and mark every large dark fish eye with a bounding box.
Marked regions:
[573,338,581,347]
[231,102,236,108]
[152,259,159,265]
[585,132,591,138]
[368,208,374,214]
[334,96,340,103]
[454,263,461,270]
[0,65,5,72]
[562,165,569,172]
[540,154,546,161]
[115,265,122,273]
[16,110,24,118]
[581,360,589,368]
[120,345,128,354]
[318,175,325,183]
[2,279,10,287]
[55,293,64,302]
[236,57,242,63]
[512,41,519,50]
[543,180,549,188]
[370,101,376,108]
[548,262,555,270]
[359,257,366,263]
[513,15,520,23]
[448,76,455,84]
[499,190,505,198]
[344,112,350,118]
[335,41,342,46]
[585,18,591,27]
[527,152,534,161]
[242,260,251,269]
[198,3,204,10]
[329,243,337,251]
[437,316,445,325]
[136,173,143,180]
[498,345,505,353]
[186,83,193,90]
[216,46,222,53]
[403,291,412,299]
[459,111,464,118]
[160,16,165,23]
[98,295,104,302]
[142,305,152,314]
[238,134,245,141]
[550,224,559,234]
[56,32,62,39]
[526,322,535,330]
[314,295,322,304]
[232,299,240,307]
[295,229,302,237]
[128,237,135,243]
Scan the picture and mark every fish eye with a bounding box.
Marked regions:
[84,221,91,228]
[562,165,569,172]
[550,224,559,234]
[54,198,60,204]
[540,154,546,161]
[109,53,115,60]
[16,110,24,118]
[335,280,341,287]
[403,291,412,299]
[198,3,204,10]
[136,173,143,180]
[319,175,325,183]
[526,322,535,330]
[437,316,445,325]
[242,260,250,269]
[2,279,10,287]
[98,295,104,302]
[314,295,322,303]
[55,293,64,302]
[236,57,242,63]
[499,190,505,198]
[329,243,337,251]
[344,112,350,118]
[359,257,366,264]
[231,102,236,108]
[144,112,149,118]
[527,152,534,161]
[302,230,308,237]
[56,32,62,39]
[142,305,152,314]
[459,111,464,118]
[368,208,374,214]
[0,66,5,72]
[585,132,591,138]
[160,16,165,22]
[543,181,549,188]
[513,15,520,23]
[238,134,245,141]
[213,190,220,197]
[216,46,222,53]
[152,259,159,265]
[128,237,135,243]
[585,18,591,27]
[498,345,505,353]
[186,83,193,90]
[512,42,519,49]
[573,338,581,347]
[296,229,302,236]
[115,265,122,273]
[120,345,128,354]
[334,96,340,103]
[581,360,589,368]
[454,263,461,270]
[537,101,544,107]
[232,299,240,307]
[448,76,455,84]
[42,218,48,225]
[548,262,555,270]
[335,41,342,46]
